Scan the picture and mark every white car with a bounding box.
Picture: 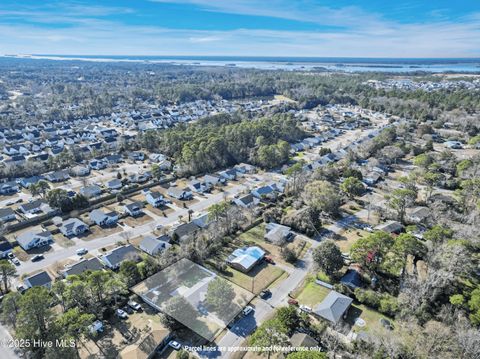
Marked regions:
[299,305,312,313]
[10,257,20,266]
[76,248,88,256]
[128,300,142,311]
[116,308,128,319]
[168,340,181,350]
[242,305,254,316]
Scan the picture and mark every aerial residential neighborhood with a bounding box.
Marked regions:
[0,2,479,359]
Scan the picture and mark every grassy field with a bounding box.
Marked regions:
[221,262,285,294]
[293,276,331,308]
[347,303,396,334]
[239,223,311,266]
[336,228,369,253]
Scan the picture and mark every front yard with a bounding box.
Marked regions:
[291,276,331,308]
[220,261,285,294]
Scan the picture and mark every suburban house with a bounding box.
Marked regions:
[128,151,145,161]
[101,245,141,270]
[19,199,52,215]
[264,223,295,244]
[233,194,260,208]
[407,206,431,223]
[89,209,119,227]
[24,271,52,289]
[59,218,89,237]
[19,176,44,188]
[374,220,404,234]
[0,240,13,258]
[0,207,16,222]
[234,163,256,174]
[145,191,164,208]
[363,172,382,186]
[218,168,237,181]
[45,170,70,183]
[89,158,108,170]
[139,235,171,256]
[203,174,225,187]
[314,291,353,323]
[0,181,19,195]
[251,185,276,199]
[192,213,214,229]
[80,184,103,198]
[16,230,53,250]
[124,202,144,217]
[171,222,200,241]
[148,153,166,163]
[167,187,193,200]
[340,269,363,289]
[71,165,90,177]
[128,172,151,183]
[62,257,104,278]
[105,154,123,164]
[227,246,265,273]
[188,179,211,194]
[106,178,123,191]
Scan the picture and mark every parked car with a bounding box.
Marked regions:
[288,298,299,306]
[7,252,14,259]
[16,285,27,294]
[76,248,88,256]
[260,289,271,299]
[10,257,20,266]
[116,308,128,319]
[31,254,44,262]
[168,340,181,350]
[197,303,208,316]
[264,256,275,264]
[242,305,254,316]
[299,305,312,313]
[89,320,104,334]
[123,306,134,314]
[128,300,142,311]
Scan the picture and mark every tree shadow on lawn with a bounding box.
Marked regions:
[343,305,364,334]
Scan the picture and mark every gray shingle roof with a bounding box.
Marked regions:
[314,291,353,323]
[25,271,52,287]
[103,245,140,267]
[0,207,15,218]
[63,257,103,277]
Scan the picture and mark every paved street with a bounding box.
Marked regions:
[15,180,252,276]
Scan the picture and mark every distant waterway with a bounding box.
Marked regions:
[3,55,480,73]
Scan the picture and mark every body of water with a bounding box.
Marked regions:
[5,55,480,73]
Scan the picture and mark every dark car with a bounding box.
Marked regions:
[260,289,271,299]
[31,254,44,262]
[288,298,299,306]
[123,306,134,315]
[264,256,275,264]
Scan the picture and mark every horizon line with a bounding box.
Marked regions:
[2,54,480,61]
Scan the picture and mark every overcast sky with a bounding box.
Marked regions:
[1,0,479,57]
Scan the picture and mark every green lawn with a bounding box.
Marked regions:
[221,262,285,294]
[238,223,266,242]
[294,277,331,308]
[346,303,396,334]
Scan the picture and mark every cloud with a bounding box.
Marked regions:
[149,0,383,29]
[0,1,479,57]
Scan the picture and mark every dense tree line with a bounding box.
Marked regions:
[139,113,305,174]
